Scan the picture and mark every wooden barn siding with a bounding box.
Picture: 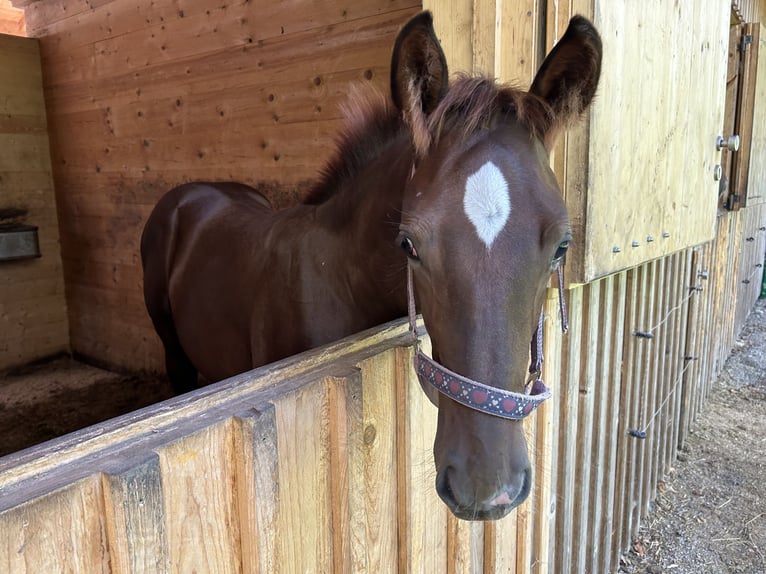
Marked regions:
[0,34,69,370]
[1,202,764,573]
[14,0,420,372]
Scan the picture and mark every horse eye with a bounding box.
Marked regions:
[400,236,419,260]
[554,240,569,262]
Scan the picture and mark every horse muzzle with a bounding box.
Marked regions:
[436,462,532,521]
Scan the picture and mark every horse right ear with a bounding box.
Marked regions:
[390,11,449,157]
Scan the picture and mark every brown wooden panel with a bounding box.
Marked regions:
[0,477,108,573]
[21,0,418,370]
[0,34,68,370]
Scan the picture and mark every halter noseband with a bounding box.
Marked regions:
[406,263,568,420]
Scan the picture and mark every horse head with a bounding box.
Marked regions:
[391,12,601,520]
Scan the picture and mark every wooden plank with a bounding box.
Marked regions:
[585,274,615,573]
[553,285,583,574]
[484,513,518,573]
[157,419,243,574]
[581,0,728,281]
[516,414,535,572]
[599,271,628,574]
[0,476,108,573]
[273,382,334,572]
[395,342,447,573]
[678,248,703,449]
[446,514,483,574]
[571,280,599,573]
[532,287,566,574]
[230,405,280,574]
[617,264,648,557]
[102,453,170,574]
[634,260,660,529]
[640,257,666,519]
[496,0,538,84]
[357,350,399,573]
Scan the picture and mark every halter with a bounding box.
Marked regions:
[407,263,568,420]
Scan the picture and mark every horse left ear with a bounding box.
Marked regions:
[390,11,449,156]
[530,16,602,143]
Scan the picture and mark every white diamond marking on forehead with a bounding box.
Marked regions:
[463,161,511,249]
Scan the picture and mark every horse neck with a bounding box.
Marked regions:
[313,133,413,310]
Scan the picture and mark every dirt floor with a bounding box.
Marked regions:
[0,300,764,573]
[618,297,766,574]
[0,356,173,457]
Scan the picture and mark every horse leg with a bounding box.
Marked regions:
[161,324,199,395]
[141,202,199,394]
[146,292,199,395]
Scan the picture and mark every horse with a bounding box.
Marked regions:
[141,11,602,520]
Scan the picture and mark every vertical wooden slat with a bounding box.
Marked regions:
[484,511,518,573]
[516,417,536,572]
[358,350,400,573]
[585,274,615,573]
[158,420,242,574]
[0,477,108,573]
[679,248,703,448]
[270,383,334,573]
[532,287,566,574]
[396,344,447,573]
[233,405,279,574]
[599,271,628,574]
[571,280,599,573]
[633,260,659,529]
[611,267,639,563]
[620,263,650,552]
[553,285,584,574]
[447,514,483,574]
[102,454,170,574]
[642,257,667,517]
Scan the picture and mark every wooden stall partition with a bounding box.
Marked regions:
[12,0,420,372]
[0,33,69,370]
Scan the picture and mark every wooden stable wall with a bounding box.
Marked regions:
[1,199,763,572]
[0,33,68,370]
[14,0,420,371]
[2,0,766,571]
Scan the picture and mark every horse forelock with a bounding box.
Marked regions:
[304,77,554,206]
[427,75,554,148]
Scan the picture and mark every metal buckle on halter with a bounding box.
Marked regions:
[406,263,567,420]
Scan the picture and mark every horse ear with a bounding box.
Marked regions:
[530,16,602,142]
[390,11,449,156]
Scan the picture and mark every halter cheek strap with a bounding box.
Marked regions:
[406,263,567,420]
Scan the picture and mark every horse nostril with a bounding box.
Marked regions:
[436,467,459,509]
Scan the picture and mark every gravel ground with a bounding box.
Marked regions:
[618,297,766,574]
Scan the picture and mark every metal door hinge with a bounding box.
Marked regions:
[739,34,753,52]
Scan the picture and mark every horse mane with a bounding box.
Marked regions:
[304,75,553,205]
[304,86,404,205]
